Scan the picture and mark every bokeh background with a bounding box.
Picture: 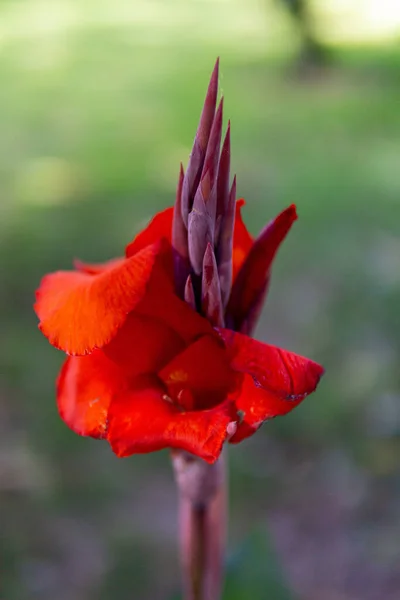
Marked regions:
[1,1,400,599]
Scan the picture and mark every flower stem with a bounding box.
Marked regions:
[172,451,227,600]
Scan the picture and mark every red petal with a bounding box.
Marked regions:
[229,374,304,443]
[158,335,238,410]
[125,207,173,257]
[219,328,324,401]
[107,376,234,463]
[228,204,297,332]
[57,350,127,438]
[73,257,125,275]
[218,328,324,442]
[136,268,214,345]
[233,199,253,281]
[35,242,163,355]
[103,312,185,377]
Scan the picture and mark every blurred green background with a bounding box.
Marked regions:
[1,1,400,599]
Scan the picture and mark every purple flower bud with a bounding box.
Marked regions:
[181,141,203,226]
[216,121,230,227]
[202,243,223,327]
[172,164,190,297]
[177,59,236,317]
[181,59,219,226]
[184,274,197,311]
[216,175,236,308]
[199,98,224,225]
[188,190,214,276]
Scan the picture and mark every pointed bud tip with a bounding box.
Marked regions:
[203,242,216,271]
[203,242,218,284]
[230,175,237,197]
[221,122,231,153]
[213,57,220,76]
[196,61,220,153]
[184,274,196,310]
[207,58,220,98]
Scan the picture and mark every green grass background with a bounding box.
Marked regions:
[1,1,400,599]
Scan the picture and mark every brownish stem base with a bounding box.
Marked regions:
[172,451,227,600]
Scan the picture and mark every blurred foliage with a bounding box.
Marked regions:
[1,1,400,599]
[275,0,331,70]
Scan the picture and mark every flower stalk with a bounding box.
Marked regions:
[172,451,227,600]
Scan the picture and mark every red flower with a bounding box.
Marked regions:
[34,60,324,463]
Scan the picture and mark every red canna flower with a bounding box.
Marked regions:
[34,59,324,464]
